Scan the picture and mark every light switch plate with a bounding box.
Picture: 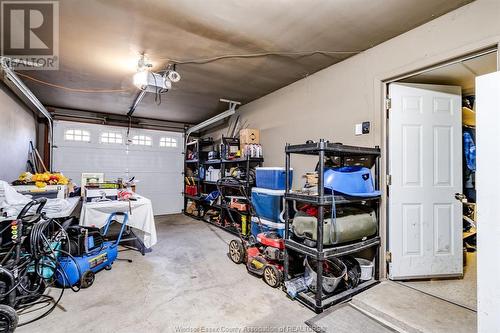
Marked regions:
[355,123,363,135]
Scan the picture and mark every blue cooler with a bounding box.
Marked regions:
[255,167,293,190]
[251,187,285,222]
[251,217,285,238]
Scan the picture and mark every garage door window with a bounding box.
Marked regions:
[131,135,152,146]
[64,129,90,142]
[159,137,177,148]
[100,132,123,144]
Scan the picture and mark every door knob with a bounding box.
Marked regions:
[455,193,467,203]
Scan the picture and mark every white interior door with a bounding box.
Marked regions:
[388,83,462,280]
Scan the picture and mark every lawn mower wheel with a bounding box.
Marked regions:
[263,265,281,288]
[229,240,245,264]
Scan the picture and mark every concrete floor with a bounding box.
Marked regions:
[403,252,477,310]
[18,214,313,333]
[309,256,478,333]
[307,279,477,333]
[350,281,476,333]
[16,214,479,332]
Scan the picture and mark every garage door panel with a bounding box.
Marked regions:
[54,147,127,174]
[61,172,84,187]
[145,193,183,215]
[132,172,182,190]
[126,151,181,173]
[53,121,183,215]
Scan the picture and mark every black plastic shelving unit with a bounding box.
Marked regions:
[183,139,203,205]
[283,139,381,313]
[211,156,263,236]
[183,138,263,236]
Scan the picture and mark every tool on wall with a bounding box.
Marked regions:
[29,141,47,173]
[28,143,38,173]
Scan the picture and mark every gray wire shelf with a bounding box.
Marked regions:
[295,279,380,313]
[285,141,381,157]
[285,192,380,206]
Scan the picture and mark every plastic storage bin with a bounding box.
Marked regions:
[251,217,285,238]
[355,258,374,281]
[255,167,293,190]
[251,187,285,222]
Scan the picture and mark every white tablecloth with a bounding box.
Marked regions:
[0,197,80,222]
[47,197,80,218]
[79,196,157,248]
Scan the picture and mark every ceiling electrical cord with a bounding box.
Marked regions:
[15,72,129,93]
[13,50,361,94]
[160,50,362,64]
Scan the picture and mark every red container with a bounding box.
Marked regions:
[185,185,198,196]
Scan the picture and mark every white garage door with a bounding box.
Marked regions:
[53,120,183,215]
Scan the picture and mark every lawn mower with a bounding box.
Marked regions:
[228,231,284,288]
[55,212,128,288]
[217,176,285,288]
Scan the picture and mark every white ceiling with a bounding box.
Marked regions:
[401,51,497,93]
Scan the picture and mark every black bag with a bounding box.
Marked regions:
[61,217,104,256]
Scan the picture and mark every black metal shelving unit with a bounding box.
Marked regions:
[183,138,263,235]
[183,139,203,209]
[207,156,263,236]
[283,139,381,313]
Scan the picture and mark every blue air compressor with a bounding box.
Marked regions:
[56,213,128,288]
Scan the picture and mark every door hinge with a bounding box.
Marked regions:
[385,98,392,110]
[386,174,392,186]
[386,251,392,263]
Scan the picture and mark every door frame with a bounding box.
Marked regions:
[377,45,498,279]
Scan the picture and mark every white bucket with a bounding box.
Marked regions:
[355,258,374,281]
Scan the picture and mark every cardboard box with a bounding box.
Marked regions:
[240,129,260,148]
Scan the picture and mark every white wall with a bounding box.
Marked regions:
[0,84,37,182]
[205,0,500,330]
[476,72,500,333]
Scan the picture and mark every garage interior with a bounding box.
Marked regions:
[1,1,500,333]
